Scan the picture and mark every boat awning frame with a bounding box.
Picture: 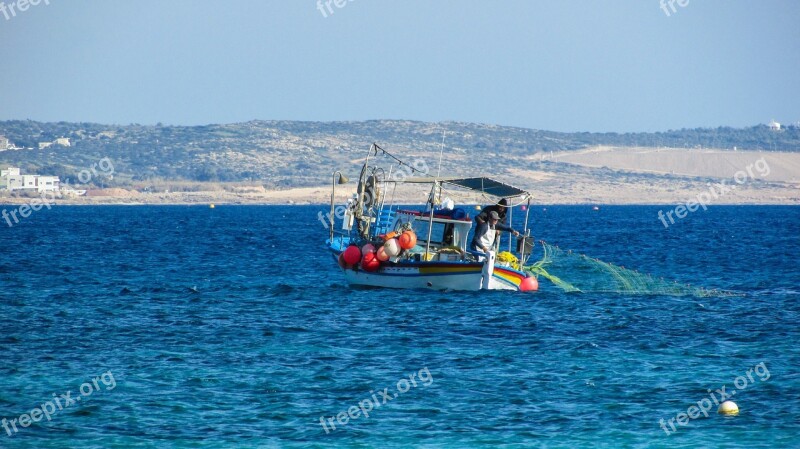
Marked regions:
[401,176,531,200]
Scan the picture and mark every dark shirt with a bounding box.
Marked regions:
[476,205,508,225]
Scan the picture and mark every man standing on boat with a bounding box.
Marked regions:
[471,210,519,259]
[475,198,512,257]
[476,198,509,225]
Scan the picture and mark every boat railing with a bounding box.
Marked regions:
[374,209,396,235]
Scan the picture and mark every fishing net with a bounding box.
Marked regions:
[523,241,737,297]
[497,251,521,270]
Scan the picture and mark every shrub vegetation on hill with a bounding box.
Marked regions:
[1,120,798,188]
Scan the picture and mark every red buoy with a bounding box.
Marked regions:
[519,276,539,292]
[343,246,361,265]
[362,252,381,272]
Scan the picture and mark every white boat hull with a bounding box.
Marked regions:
[338,261,525,291]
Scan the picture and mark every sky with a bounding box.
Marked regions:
[0,0,798,132]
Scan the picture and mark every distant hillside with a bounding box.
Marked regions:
[1,120,798,188]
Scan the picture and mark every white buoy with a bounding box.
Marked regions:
[718,400,739,415]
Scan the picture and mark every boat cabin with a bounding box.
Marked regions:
[391,209,474,261]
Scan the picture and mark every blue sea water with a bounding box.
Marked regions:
[0,205,798,448]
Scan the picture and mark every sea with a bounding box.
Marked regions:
[0,205,798,448]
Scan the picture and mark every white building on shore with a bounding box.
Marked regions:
[769,120,781,131]
[1,167,60,192]
[38,137,71,150]
[0,136,25,151]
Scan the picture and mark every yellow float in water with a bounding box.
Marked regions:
[718,401,739,415]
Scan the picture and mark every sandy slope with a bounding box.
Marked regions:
[545,146,800,183]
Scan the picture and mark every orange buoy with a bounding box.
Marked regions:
[398,230,417,250]
[343,245,361,265]
[519,276,539,292]
[376,246,390,262]
[362,252,381,272]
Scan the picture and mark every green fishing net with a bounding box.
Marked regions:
[523,241,737,297]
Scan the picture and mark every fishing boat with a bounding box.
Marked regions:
[325,143,539,292]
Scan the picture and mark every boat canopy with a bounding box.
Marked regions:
[402,176,531,200]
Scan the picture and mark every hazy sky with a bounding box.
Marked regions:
[0,0,797,132]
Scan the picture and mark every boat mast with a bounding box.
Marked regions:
[424,182,437,259]
[520,196,532,265]
[436,130,446,178]
[424,131,447,258]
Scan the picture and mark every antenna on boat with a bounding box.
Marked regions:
[436,129,446,179]
[423,129,447,260]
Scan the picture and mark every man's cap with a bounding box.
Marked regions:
[489,211,500,220]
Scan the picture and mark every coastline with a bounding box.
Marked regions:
[3,146,799,206]
[1,182,798,206]
[3,146,798,206]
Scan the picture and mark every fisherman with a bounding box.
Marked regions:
[476,198,509,225]
[471,210,519,257]
[476,198,511,252]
